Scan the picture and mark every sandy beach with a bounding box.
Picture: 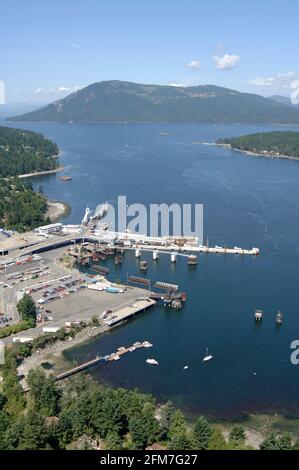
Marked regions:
[46,199,71,223]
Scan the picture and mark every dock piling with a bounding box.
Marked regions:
[255,309,263,322]
[276,311,283,326]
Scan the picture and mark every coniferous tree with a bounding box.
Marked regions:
[277,433,293,450]
[229,425,246,445]
[208,427,227,450]
[159,401,176,439]
[169,410,187,440]
[27,369,60,416]
[260,433,280,451]
[169,432,194,450]
[105,432,123,450]
[192,416,212,450]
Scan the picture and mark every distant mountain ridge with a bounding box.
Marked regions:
[8,80,299,124]
[269,95,299,109]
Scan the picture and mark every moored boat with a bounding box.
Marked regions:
[146,358,159,366]
[203,348,213,362]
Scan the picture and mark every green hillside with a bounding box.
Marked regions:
[9,80,299,124]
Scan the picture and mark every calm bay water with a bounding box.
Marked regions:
[5,121,299,418]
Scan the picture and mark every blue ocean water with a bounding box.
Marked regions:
[5,121,299,417]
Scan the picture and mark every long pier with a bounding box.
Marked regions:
[0,225,260,263]
[126,244,259,256]
[55,341,153,381]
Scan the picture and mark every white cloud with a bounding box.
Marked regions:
[213,54,240,70]
[186,60,201,70]
[58,86,71,92]
[168,83,185,87]
[0,80,5,104]
[67,42,80,48]
[250,72,299,103]
[290,79,299,104]
[33,86,83,99]
[250,77,275,87]
[167,81,198,87]
[291,80,299,90]
[250,72,299,90]
[55,86,81,94]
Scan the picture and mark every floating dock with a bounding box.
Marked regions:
[154,281,179,291]
[127,275,151,287]
[55,340,153,381]
[90,264,109,275]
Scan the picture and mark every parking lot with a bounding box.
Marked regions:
[38,286,151,328]
[0,248,69,326]
[0,247,152,343]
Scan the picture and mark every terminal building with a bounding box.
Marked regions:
[34,223,63,236]
[62,225,83,234]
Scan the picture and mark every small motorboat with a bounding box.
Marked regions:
[146,358,159,366]
[183,366,189,370]
[203,348,213,362]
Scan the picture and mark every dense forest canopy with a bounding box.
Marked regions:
[0,179,50,232]
[0,126,59,231]
[218,131,299,158]
[0,126,59,177]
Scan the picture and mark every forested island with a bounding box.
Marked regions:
[0,126,60,232]
[217,131,299,159]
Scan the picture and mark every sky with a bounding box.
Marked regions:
[1,0,299,104]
